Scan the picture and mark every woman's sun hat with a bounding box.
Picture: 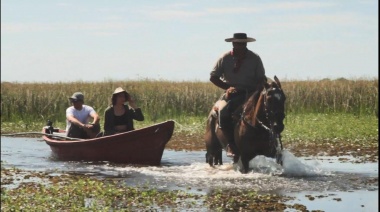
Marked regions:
[112,87,130,103]
[113,87,128,95]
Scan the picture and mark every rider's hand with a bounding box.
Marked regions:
[225,87,237,99]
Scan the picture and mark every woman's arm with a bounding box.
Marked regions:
[130,108,144,121]
[126,96,144,121]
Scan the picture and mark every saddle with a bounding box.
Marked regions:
[211,99,243,131]
[211,99,227,118]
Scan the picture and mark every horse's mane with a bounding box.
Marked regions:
[242,84,266,127]
[242,80,283,126]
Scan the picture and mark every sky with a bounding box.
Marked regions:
[1,0,378,83]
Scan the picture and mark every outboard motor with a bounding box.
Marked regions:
[44,120,59,134]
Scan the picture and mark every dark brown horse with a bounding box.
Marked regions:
[205,76,286,173]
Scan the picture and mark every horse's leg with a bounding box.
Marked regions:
[238,154,254,174]
[233,122,242,164]
[205,114,223,166]
[236,127,255,173]
[263,150,283,166]
[263,138,283,166]
[276,152,283,166]
[205,120,215,166]
[275,136,284,166]
[215,127,234,154]
[212,122,223,165]
[215,148,223,165]
[233,154,239,164]
[205,114,214,166]
[205,152,213,166]
[272,145,283,166]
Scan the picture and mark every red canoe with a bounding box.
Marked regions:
[42,120,175,165]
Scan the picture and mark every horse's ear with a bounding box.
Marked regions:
[274,75,282,88]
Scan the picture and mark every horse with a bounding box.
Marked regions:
[205,76,286,173]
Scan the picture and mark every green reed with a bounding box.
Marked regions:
[1,78,378,126]
[283,78,378,116]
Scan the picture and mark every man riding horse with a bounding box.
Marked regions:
[210,32,267,157]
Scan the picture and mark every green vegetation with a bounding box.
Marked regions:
[1,80,221,126]
[0,166,306,211]
[1,78,378,124]
[283,113,378,142]
[1,79,378,143]
[1,167,202,211]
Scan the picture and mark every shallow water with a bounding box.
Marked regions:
[1,136,378,211]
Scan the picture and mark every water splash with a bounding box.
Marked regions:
[280,150,331,177]
[234,150,332,177]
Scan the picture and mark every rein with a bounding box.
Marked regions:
[240,86,283,151]
[241,87,272,132]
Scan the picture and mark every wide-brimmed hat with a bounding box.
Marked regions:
[69,92,84,102]
[112,87,130,98]
[111,87,130,104]
[225,33,256,42]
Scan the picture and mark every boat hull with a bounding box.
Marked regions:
[42,121,174,165]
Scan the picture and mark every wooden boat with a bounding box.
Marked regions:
[42,120,175,165]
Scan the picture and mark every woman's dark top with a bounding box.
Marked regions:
[103,105,144,136]
[114,113,128,126]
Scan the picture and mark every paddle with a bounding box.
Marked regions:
[1,132,83,141]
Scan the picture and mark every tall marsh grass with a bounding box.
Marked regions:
[282,78,378,115]
[1,78,378,126]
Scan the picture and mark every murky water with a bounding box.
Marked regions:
[1,137,378,211]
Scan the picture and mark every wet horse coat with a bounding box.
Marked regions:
[205,76,286,173]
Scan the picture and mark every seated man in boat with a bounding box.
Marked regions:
[103,87,144,136]
[66,92,100,139]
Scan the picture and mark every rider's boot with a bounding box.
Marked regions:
[218,104,238,157]
[218,106,232,129]
[222,124,237,157]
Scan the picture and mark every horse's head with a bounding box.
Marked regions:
[242,76,286,134]
[264,76,286,133]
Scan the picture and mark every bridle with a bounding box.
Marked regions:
[241,86,284,129]
[240,84,285,153]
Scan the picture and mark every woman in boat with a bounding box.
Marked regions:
[103,87,144,136]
